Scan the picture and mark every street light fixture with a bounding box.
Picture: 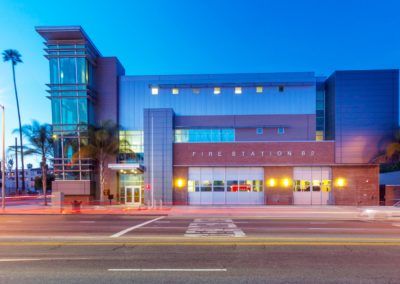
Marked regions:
[0,104,5,210]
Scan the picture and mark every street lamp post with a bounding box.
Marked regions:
[0,105,5,210]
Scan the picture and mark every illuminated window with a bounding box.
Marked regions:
[316,130,324,141]
[277,127,285,135]
[151,87,159,95]
[256,86,263,93]
[278,85,284,92]
[214,87,221,95]
[234,87,242,94]
[192,88,200,94]
[172,88,179,95]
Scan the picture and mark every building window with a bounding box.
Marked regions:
[174,128,235,143]
[119,130,144,163]
[192,88,200,94]
[256,128,263,135]
[214,87,221,95]
[234,87,242,94]
[316,130,324,141]
[277,127,285,135]
[278,85,284,92]
[151,87,159,95]
[256,86,263,93]
[172,88,179,95]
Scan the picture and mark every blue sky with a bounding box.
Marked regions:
[0,0,399,165]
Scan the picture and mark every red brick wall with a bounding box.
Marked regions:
[332,165,379,206]
[174,142,335,166]
[385,185,400,206]
[173,167,189,205]
[264,167,293,205]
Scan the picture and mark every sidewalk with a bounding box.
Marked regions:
[0,204,171,215]
[2,204,398,220]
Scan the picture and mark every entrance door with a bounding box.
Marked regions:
[125,186,141,205]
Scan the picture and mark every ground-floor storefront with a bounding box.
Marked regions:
[172,165,379,206]
[107,141,380,206]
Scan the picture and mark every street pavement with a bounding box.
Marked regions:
[0,213,399,283]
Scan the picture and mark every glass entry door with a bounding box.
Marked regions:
[125,186,141,205]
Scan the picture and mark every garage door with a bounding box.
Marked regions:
[188,167,264,205]
[293,167,332,205]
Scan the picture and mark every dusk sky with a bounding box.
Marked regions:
[0,0,399,165]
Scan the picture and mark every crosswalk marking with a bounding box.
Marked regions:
[185,219,245,237]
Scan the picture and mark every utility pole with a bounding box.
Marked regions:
[1,105,5,210]
[15,137,19,194]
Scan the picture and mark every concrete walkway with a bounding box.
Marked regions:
[1,204,399,220]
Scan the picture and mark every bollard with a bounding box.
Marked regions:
[71,200,82,213]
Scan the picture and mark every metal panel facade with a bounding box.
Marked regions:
[325,70,400,163]
[119,73,317,130]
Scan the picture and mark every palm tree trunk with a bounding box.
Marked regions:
[42,156,47,206]
[12,64,25,194]
[99,161,104,203]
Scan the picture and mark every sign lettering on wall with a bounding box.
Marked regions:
[173,142,335,166]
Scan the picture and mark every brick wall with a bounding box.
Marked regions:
[174,142,335,166]
[385,185,400,206]
[173,167,189,205]
[332,165,379,206]
[264,167,293,205]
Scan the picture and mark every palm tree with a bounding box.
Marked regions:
[2,49,26,194]
[19,120,53,205]
[74,120,132,202]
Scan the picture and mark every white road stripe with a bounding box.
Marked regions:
[0,257,90,262]
[110,216,165,238]
[78,221,96,223]
[108,268,227,272]
[0,258,41,262]
[6,220,22,223]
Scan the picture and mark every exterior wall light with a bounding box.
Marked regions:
[151,87,159,95]
[52,134,58,140]
[335,178,346,188]
[175,178,185,188]
[172,88,179,95]
[214,87,221,95]
[267,178,277,187]
[282,178,291,187]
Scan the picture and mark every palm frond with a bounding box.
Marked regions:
[2,49,22,65]
[386,143,400,159]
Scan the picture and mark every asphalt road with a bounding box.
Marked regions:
[0,214,399,283]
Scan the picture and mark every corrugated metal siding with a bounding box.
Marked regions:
[119,72,317,130]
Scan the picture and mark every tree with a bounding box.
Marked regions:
[74,120,132,202]
[373,128,400,173]
[385,129,400,162]
[19,120,53,205]
[2,49,25,193]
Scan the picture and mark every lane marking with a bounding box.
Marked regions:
[185,219,245,237]
[108,268,227,272]
[78,221,96,223]
[0,258,40,262]
[110,216,165,238]
[5,220,22,223]
[392,223,400,227]
[0,241,400,246]
[0,257,90,262]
